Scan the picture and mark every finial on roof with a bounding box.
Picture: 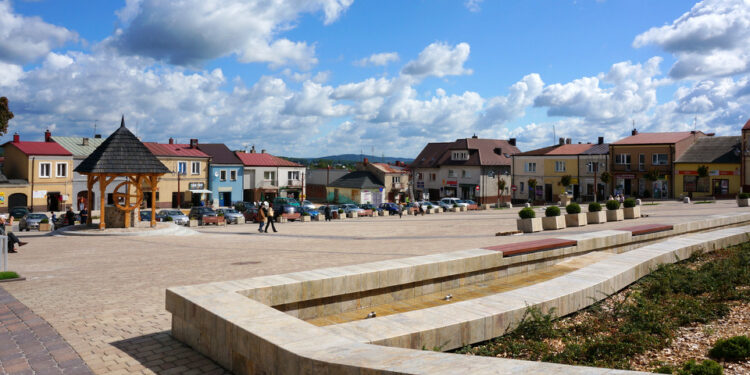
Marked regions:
[120,115,125,128]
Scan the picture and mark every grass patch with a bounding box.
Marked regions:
[0,271,20,280]
[694,201,716,204]
[644,203,661,206]
[457,242,750,371]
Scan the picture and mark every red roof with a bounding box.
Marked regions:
[612,132,699,145]
[235,152,303,167]
[545,144,596,155]
[370,162,408,174]
[5,141,72,156]
[143,143,209,158]
[743,119,750,130]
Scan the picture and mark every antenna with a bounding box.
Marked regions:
[93,120,97,137]
[632,119,635,130]
[552,125,556,146]
[693,116,697,130]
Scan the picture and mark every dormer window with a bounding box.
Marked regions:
[451,150,469,161]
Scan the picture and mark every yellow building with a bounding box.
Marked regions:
[1,132,74,212]
[674,136,741,199]
[326,171,385,205]
[144,139,211,208]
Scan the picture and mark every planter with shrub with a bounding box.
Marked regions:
[542,206,566,230]
[347,211,358,218]
[39,218,51,231]
[605,200,624,222]
[738,192,750,207]
[623,198,640,219]
[516,207,542,233]
[586,202,606,224]
[337,209,345,220]
[300,212,311,222]
[564,202,587,227]
[708,335,750,361]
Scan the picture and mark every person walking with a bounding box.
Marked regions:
[65,207,76,226]
[257,203,266,233]
[398,203,403,218]
[80,208,88,225]
[417,202,424,216]
[263,202,277,233]
[324,204,332,221]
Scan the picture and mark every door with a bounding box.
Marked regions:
[47,192,61,211]
[220,192,232,207]
[8,193,27,210]
[544,184,552,202]
[624,179,632,195]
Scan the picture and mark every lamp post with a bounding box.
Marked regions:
[173,167,185,208]
[588,161,604,202]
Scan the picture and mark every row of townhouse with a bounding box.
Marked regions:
[0,128,306,213]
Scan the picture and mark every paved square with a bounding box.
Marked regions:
[2,201,747,374]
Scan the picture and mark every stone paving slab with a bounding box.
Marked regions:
[0,286,93,375]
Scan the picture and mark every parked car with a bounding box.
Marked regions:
[378,203,400,214]
[9,207,30,219]
[140,210,152,222]
[301,200,316,210]
[440,198,468,208]
[188,207,217,222]
[340,204,364,214]
[417,201,437,209]
[157,209,190,225]
[216,208,244,224]
[272,197,300,216]
[359,203,383,213]
[242,206,260,223]
[461,199,477,206]
[19,213,50,231]
[300,206,320,219]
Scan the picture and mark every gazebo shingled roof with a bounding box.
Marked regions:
[75,118,170,174]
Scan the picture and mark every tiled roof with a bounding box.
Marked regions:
[743,119,750,130]
[75,118,170,174]
[51,136,105,157]
[581,143,609,155]
[328,171,383,189]
[545,144,595,155]
[235,152,303,167]
[370,162,408,174]
[144,143,210,158]
[411,138,519,168]
[3,141,72,156]
[612,132,699,145]
[196,143,243,165]
[675,136,741,164]
[516,143,605,156]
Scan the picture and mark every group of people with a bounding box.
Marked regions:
[256,201,277,233]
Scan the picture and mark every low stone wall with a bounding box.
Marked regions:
[166,213,750,375]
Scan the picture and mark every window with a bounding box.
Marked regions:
[55,162,67,177]
[520,182,525,193]
[652,153,668,165]
[39,162,51,178]
[177,161,187,174]
[448,169,456,177]
[615,154,631,165]
[220,170,227,181]
[524,162,536,172]
[451,151,469,161]
[191,161,200,175]
[288,171,300,180]
[684,176,709,193]
[429,173,436,181]
[264,171,275,181]
[230,170,237,181]
[639,154,645,171]
[554,161,566,172]
[417,173,423,181]
[586,162,596,173]
[392,176,401,184]
[461,170,470,178]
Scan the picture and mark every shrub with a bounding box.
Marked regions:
[588,202,602,212]
[453,203,459,208]
[545,206,561,217]
[677,359,723,375]
[0,271,19,280]
[301,212,310,217]
[566,202,581,214]
[518,207,536,219]
[165,216,174,222]
[40,218,49,223]
[708,335,750,361]
[739,193,750,199]
[624,198,636,208]
[234,202,246,212]
[606,200,621,210]
[217,212,225,217]
[338,209,344,213]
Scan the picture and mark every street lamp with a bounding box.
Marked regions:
[587,161,605,202]
[172,167,186,208]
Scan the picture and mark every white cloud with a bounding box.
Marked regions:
[0,0,77,64]
[465,0,483,12]
[354,52,399,67]
[477,74,544,129]
[0,61,23,87]
[109,0,353,68]
[401,42,473,79]
[283,81,348,117]
[633,0,750,79]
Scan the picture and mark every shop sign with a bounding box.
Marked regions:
[446,180,458,186]
[33,190,47,198]
[0,192,4,205]
[188,182,205,190]
[679,171,698,175]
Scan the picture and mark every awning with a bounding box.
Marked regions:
[189,189,213,194]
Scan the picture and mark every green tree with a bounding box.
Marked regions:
[645,169,660,202]
[528,178,538,201]
[697,165,709,178]
[0,97,13,136]
[498,178,507,204]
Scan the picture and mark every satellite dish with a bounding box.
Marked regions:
[214,171,220,177]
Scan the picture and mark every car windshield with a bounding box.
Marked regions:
[164,210,182,215]
[28,214,47,220]
[223,209,238,214]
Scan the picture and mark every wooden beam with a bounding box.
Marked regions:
[86,174,93,225]
[150,175,157,228]
[123,180,131,228]
[98,173,107,230]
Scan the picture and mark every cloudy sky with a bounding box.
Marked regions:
[1,0,749,158]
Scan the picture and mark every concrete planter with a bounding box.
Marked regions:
[559,194,572,206]
[542,216,566,230]
[382,211,390,216]
[337,212,345,220]
[738,198,750,207]
[516,218,542,233]
[38,223,52,231]
[188,219,199,227]
[606,209,624,222]
[300,215,311,222]
[564,213,587,227]
[347,212,358,218]
[624,206,641,219]
[450,207,460,212]
[587,211,607,224]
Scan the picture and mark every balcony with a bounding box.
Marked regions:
[392,182,402,190]
[286,179,302,187]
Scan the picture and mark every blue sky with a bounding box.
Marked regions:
[1,0,748,158]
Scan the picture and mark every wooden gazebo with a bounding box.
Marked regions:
[74,117,170,229]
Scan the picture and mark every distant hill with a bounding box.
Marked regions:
[286,154,414,165]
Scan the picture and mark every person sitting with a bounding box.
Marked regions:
[0,216,27,253]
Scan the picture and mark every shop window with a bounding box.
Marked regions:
[684,176,710,193]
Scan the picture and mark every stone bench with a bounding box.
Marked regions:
[483,238,578,257]
[621,224,673,236]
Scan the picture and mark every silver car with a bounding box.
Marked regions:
[157,209,190,225]
[216,208,244,224]
[19,213,51,231]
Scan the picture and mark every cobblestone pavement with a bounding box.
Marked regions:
[0,286,93,375]
[1,200,746,374]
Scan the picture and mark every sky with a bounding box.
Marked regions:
[1,0,749,158]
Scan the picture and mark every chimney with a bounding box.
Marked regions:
[363,157,369,165]
[189,138,198,148]
[12,133,19,143]
[508,138,516,146]
[250,145,256,153]
[632,128,638,136]
[706,132,715,136]
[168,137,174,145]
[565,138,571,144]
[690,130,696,135]
[471,134,478,139]
[94,134,101,138]
[598,136,604,145]
[261,149,266,154]
[44,129,51,142]
[559,137,565,145]
[82,137,89,146]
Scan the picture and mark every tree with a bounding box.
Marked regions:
[527,178,537,201]
[0,97,14,136]
[497,178,507,206]
[697,165,709,178]
[645,169,660,202]
[560,174,572,197]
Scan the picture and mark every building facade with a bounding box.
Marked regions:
[235,150,306,203]
[410,137,519,204]
[1,132,74,212]
[359,161,410,203]
[674,136,741,199]
[144,139,211,208]
[326,171,385,205]
[196,143,244,207]
[305,168,350,201]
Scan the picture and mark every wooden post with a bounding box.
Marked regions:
[123,179,131,228]
[150,175,157,228]
[99,173,107,230]
[86,174,93,225]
